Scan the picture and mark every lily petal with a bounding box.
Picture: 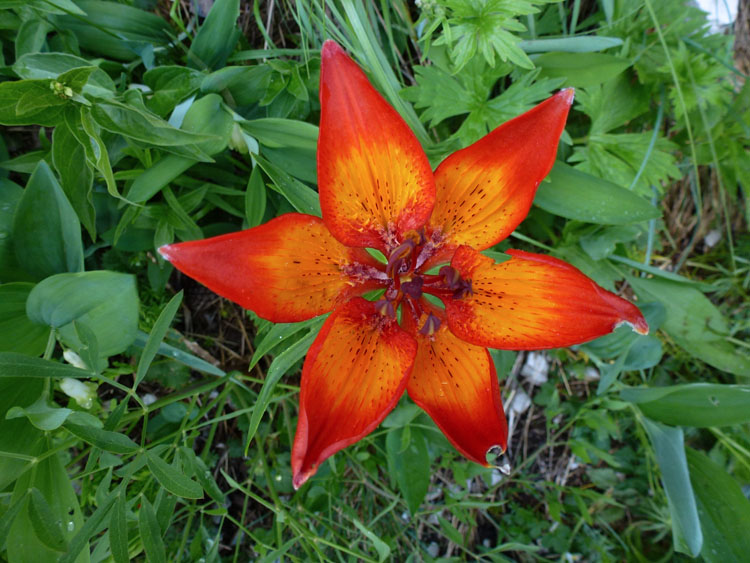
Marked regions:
[318,40,435,251]
[445,246,648,350]
[292,297,417,488]
[159,213,383,323]
[403,307,508,466]
[427,90,574,252]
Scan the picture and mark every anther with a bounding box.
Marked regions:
[374,299,395,318]
[386,240,416,277]
[419,313,441,336]
[401,277,423,299]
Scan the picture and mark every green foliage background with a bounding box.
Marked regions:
[0,0,749,561]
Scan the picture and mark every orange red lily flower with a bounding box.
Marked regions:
[160,41,648,489]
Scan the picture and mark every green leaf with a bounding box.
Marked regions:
[187,0,240,71]
[145,450,203,499]
[138,497,166,563]
[8,453,87,563]
[249,317,321,370]
[126,156,194,204]
[12,161,83,279]
[64,422,139,454]
[0,283,50,356]
[350,516,391,563]
[0,179,34,283]
[16,19,51,58]
[386,426,430,515]
[131,331,225,376]
[52,119,96,239]
[686,448,750,563]
[6,395,73,431]
[625,276,750,375]
[535,52,632,87]
[108,490,129,563]
[0,80,65,126]
[535,162,660,224]
[254,154,321,217]
[244,319,323,451]
[641,418,702,556]
[519,36,623,53]
[28,487,68,551]
[57,489,117,563]
[15,80,69,117]
[244,166,266,228]
[135,291,183,387]
[143,66,203,116]
[622,384,750,427]
[91,100,217,161]
[13,52,116,98]
[27,270,139,357]
[57,0,171,62]
[241,118,318,151]
[0,353,94,379]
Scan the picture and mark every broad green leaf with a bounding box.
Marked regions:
[244,166,266,228]
[0,492,27,552]
[241,118,318,151]
[138,497,166,563]
[8,453,87,563]
[535,52,631,87]
[143,66,203,116]
[15,19,51,58]
[6,396,73,431]
[28,487,68,551]
[0,283,50,356]
[0,353,94,379]
[180,447,225,504]
[0,378,43,490]
[64,422,139,454]
[126,156,194,203]
[0,179,31,283]
[625,276,750,375]
[535,162,660,224]
[91,100,217,161]
[15,80,69,117]
[519,36,623,53]
[12,161,83,280]
[52,120,96,239]
[13,53,115,98]
[70,107,122,201]
[135,291,183,387]
[622,384,750,427]
[145,450,203,499]
[686,448,750,563]
[57,0,171,62]
[27,271,139,357]
[254,154,321,217]
[642,419,702,556]
[187,0,240,71]
[386,426,430,516]
[0,80,65,126]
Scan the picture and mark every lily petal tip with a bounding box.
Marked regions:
[321,39,343,59]
[157,243,175,262]
[292,469,313,490]
[560,87,575,105]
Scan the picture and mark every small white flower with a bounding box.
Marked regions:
[59,378,97,409]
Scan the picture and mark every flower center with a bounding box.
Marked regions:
[373,233,473,333]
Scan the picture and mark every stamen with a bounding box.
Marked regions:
[374,299,395,318]
[453,279,473,300]
[419,313,441,336]
[385,240,415,277]
[439,266,461,290]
